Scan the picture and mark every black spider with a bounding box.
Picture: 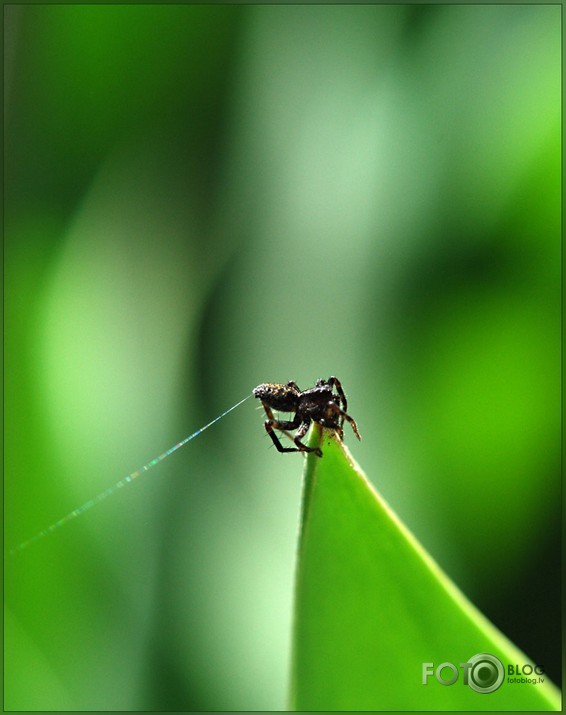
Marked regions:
[253,376,361,457]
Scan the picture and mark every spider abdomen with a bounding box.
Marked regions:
[252,382,299,412]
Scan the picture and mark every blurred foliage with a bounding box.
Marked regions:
[5,4,560,711]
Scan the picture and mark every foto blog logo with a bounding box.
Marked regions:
[422,653,505,694]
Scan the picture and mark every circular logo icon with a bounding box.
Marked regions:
[467,653,505,693]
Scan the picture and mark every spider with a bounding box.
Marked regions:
[253,376,361,457]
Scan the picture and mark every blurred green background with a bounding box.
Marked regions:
[4,5,560,711]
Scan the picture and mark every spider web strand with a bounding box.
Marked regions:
[10,394,252,554]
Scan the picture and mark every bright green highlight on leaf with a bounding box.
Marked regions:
[290,427,560,711]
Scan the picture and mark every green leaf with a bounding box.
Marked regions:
[290,426,561,710]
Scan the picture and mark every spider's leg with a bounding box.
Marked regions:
[332,405,361,441]
[260,404,297,431]
[267,417,302,432]
[293,420,322,457]
[320,416,344,441]
[326,376,348,413]
[264,421,301,453]
[261,404,303,453]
